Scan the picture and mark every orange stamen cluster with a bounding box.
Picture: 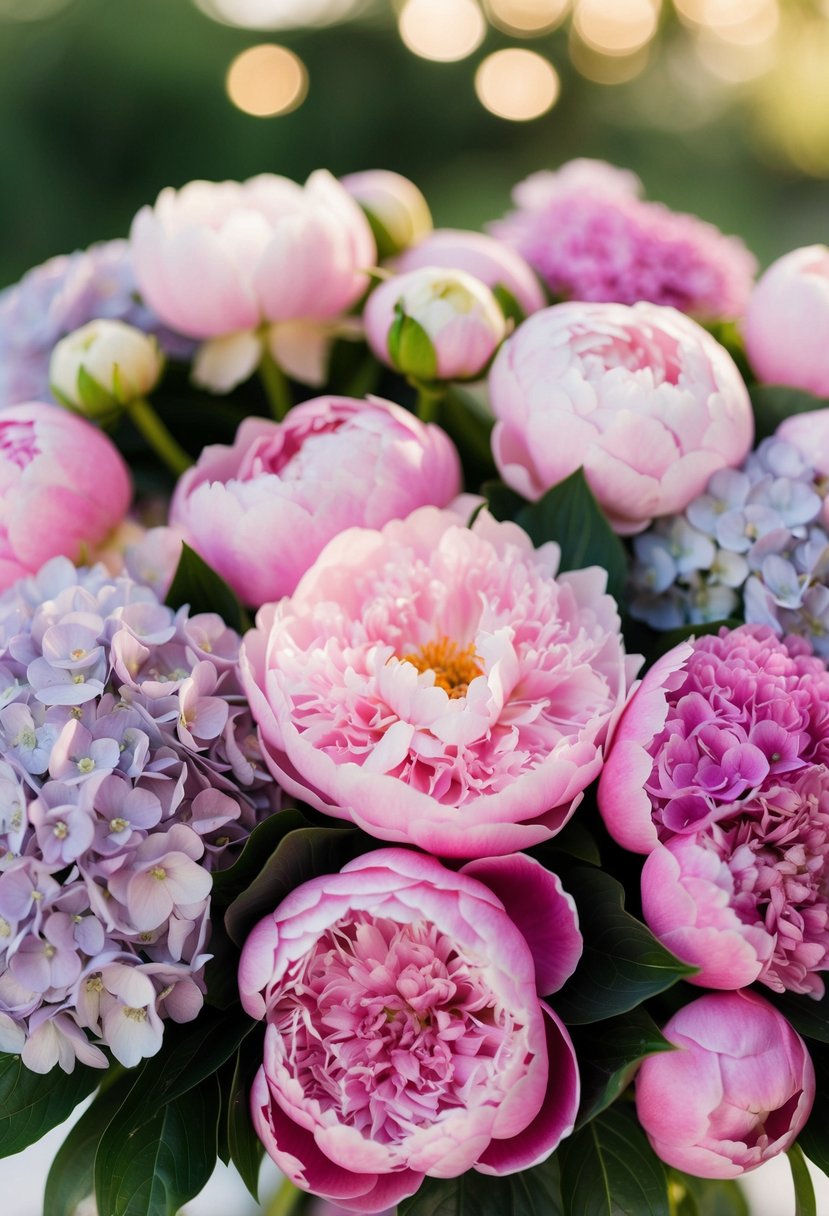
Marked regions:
[400,636,483,699]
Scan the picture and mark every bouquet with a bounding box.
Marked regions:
[1,156,828,1216]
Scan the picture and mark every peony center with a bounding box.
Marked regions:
[400,636,483,699]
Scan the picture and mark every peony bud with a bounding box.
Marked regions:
[50,319,163,417]
[341,169,433,258]
[745,246,829,396]
[637,990,814,1178]
[365,267,507,382]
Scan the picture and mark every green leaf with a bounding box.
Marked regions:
[224,825,366,947]
[44,1071,135,1216]
[492,282,526,326]
[554,868,697,1025]
[532,817,602,867]
[768,988,829,1044]
[570,1008,673,1129]
[399,1155,563,1216]
[0,1052,101,1159]
[559,1105,669,1216]
[210,808,311,906]
[226,1039,265,1202]
[789,1144,818,1216]
[165,541,249,633]
[77,364,118,416]
[750,384,829,444]
[667,1171,748,1216]
[94,1073,221,1216]
[797,1042,829,1175]
[483,478,528,524]
[387,304,438,380]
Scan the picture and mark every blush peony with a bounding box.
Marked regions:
[241,506,636,857]
[238,848,582,1213]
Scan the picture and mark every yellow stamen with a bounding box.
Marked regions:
[400,636,483,699]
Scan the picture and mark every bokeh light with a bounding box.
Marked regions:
[0,0,73,19]
[484,0,570,35]
[398,0,487,62]
[226,43,308,116]
[196,0,359,28]
[475,48,561,119]
[573,0,660,55]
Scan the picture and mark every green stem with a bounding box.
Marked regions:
[126,397,192,476]
[414,383,444,424]
[259,349,292,421]
[266,1175,303,1216]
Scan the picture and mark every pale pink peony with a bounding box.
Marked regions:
[170,396,461,607]
[0,403,131,589]
[241,506,637,857]
[130,170,375,339]
[394,229,546,318]
[598,625,829,854]
[641,765,829,996]
[364,267,507,382]
[745,246,829,396]
[636,990,814,1178]
[238,848,581,1213]
[489,301,754,534]
[492,158,756,319]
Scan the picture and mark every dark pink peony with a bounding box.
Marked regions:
[238,848,581,1213]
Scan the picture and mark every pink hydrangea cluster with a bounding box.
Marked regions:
[491,159,756,319]
[0,557,279,1074]
[600,624,829,997]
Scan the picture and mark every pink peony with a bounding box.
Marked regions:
[364,267,507,382]
[491,158,756,319]
[241,506,637,857]
[131,170,375,339]
[636,990,814,1178]
[489,301,754,534]
[170,396,461,607]
[238,848,581,1213]
[641,765,829,996]
[598,625,829,854]
[394,228,546,318]
[745,246,829,396]
[0,403,131,590]
[341,169,433,257]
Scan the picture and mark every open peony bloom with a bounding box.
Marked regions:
[744,246,829,397]
[170,396,461,607]
[598,625,829,854]
[641,764,829,996]
[489,301,754,534]
[637,990,814,1178]
[0,402,132,590]
[238,848,582,1213]
[241,506,637,857]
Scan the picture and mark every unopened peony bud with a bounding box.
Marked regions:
[365,267,507,382]
[341,169,432,258]
[745,245,829,396]
[50,319,163,417]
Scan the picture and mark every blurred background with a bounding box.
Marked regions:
[2,0,829,292]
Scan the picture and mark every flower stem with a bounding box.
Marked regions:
[126,398,192,476]
[266,1176,303,1216]
[414,382,444,424]
[259,349,292,421]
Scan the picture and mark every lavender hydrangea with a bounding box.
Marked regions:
[0,240,194,409]
[0,557,279,1074]
[630,437,829,653]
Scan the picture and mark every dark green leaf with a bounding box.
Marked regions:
[210,808,310,905]
[554,868,697,1025]
[225,825,366,947]
[483,479,528,523]
[533,817,602,867]
[388,305,438,380]
[559,1105,669,1216]
[399,1155,563,1216]
[570,1008,673,1129]
[227,1039,265,1202]
[165,541,249,633]
[667,1171,749,1216]
[797,1042,829,1176]
[94,1073,221,1216]
[652,619,743,660]
[0,1052,101,1159]
[768,988,829,1044]
[44,1071,134,1216]
[492,283,525,326]
[789,1144,818,1216]
[750,384,828,444]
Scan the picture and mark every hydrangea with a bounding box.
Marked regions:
[630,437,829,651]
[490,159,756,320]
[0,557,279,1073]
[0,240,193,409]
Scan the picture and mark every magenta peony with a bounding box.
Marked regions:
[598,625,829,854]
[0,402,132,590]
[745,246,829,396]
[636,990,814,1178]
[492,158,756,319]
[170,396,461,607]
[394,229,546,318]
[241,505,637,857]
[238,848,581,1213]
[489,301,754,534]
